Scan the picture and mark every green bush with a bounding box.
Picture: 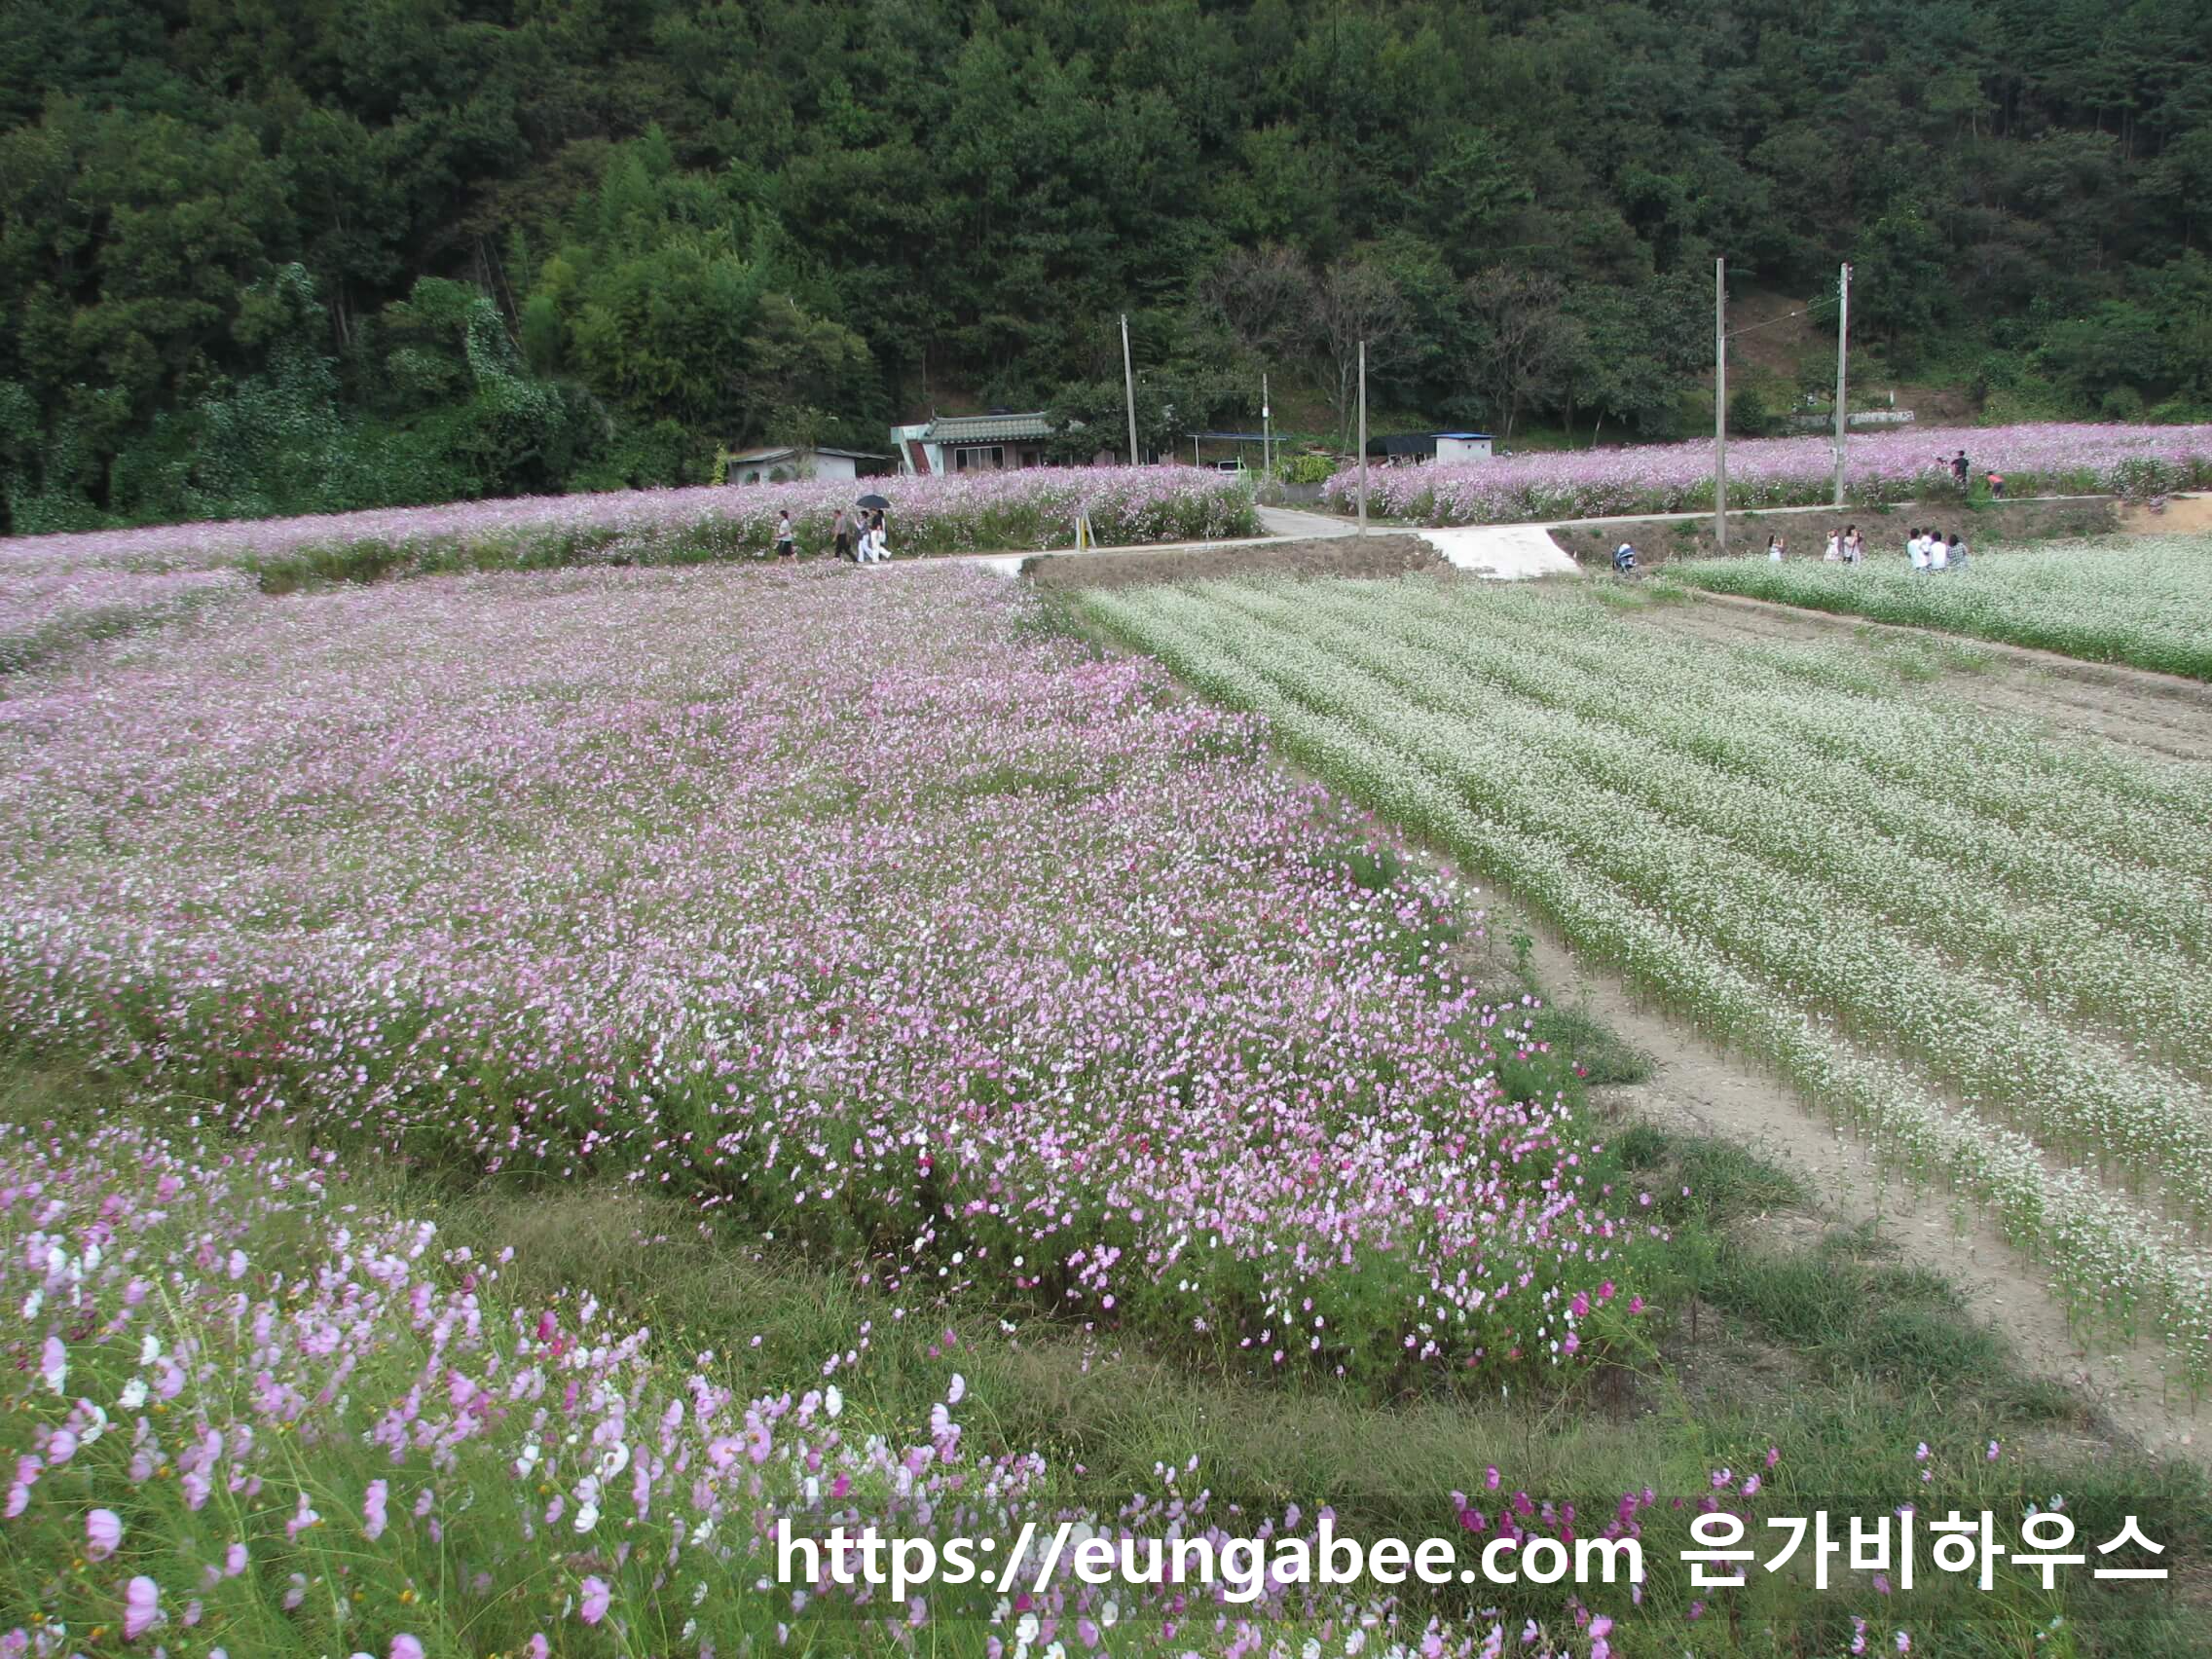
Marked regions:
[1726,387,1778,438]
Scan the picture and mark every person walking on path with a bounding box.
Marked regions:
[774,510,797,559]
[1951,449,1971,492]
[831,506,852,562]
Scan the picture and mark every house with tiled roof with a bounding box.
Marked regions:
[891,411,1070,475]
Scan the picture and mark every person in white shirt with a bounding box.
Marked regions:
[1843,524,1862,563]
[1824,530,1842,562]
[864,515,889,564]
[1766,534,1784,562]
[1928,530,1948,571]
[1908,528,1928,571]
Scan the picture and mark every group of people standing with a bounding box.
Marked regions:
[1765,526,1866,562]
[1764,523,1969,571]
[768,506,891,563]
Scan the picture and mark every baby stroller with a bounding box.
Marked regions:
[1611,541,1641,575]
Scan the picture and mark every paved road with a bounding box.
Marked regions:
[1255,504,1357,539]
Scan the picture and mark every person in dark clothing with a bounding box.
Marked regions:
[1951,450,1970,490]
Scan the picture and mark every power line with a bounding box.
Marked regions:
[1722,308,1807,342]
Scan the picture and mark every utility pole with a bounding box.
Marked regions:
[1832,262,1852,508]
[1714,259,1727,554]
[1356,340,1369,536]
[1262,372,1272,478]
[1120,313,1140,465]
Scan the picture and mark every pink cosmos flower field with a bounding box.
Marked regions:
[0,562,1656,1386]
[0,1120,1651,1657]
[1320,423,2212,524]
[0,466,1257,572]
[0,467,1256,676]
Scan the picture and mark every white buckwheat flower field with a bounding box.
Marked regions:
[1084,565,2212,1387]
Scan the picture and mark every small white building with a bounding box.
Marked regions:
[722,445,891,485]
[1434,432,1493,463]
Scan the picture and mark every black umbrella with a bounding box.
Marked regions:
[855,493,891,510]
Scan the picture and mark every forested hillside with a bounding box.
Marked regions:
[5,0,2211,532]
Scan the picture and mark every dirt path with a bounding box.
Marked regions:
[2120,493,2212,535]
[1661,589,2212,762]
[1479,896,2209,1471]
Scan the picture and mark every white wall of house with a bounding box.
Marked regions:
[1435,434,1493,463]
[732,448,867,484]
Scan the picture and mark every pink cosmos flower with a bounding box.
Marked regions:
[392,1638,425,1659]
[86,1508,123,1561]
[363,1480,388,1541]
[123,1575,161,1640]
[579,1575,611,1625]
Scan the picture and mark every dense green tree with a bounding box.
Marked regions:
[7,0,2212,530]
